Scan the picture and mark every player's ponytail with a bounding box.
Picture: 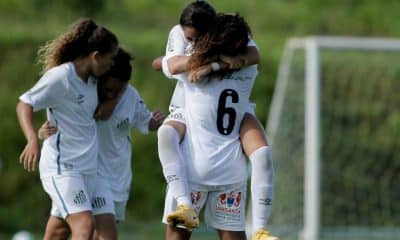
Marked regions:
[38,18,118,73]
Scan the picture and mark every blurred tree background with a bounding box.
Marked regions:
[0,0,399,237]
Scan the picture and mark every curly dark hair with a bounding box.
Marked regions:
[188,13,251,75]
[37,18,118,73]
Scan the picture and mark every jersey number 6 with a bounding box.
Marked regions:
[216,89,239,135]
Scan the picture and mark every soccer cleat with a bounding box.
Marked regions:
[252,228,279,240]
[167,204,199,230]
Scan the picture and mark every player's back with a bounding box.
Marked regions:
[182,65,257,186]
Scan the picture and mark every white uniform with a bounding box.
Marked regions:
[182,66,258,186]
[163,66,258,230]
[19,62,98,217]
[93,85,152,220]
[161,25,259,230]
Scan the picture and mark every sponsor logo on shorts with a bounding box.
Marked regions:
[191,192,201,206]
[216,191,242,214]
[73,190,87,205]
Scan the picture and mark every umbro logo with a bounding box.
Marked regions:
[77,94,85,104]
[259,198,273,206]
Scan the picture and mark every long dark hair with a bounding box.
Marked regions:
[37,18,118,73]
[188,13,251,74]
[179,0,217,35]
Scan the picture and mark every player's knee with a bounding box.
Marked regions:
[68,214,94,238]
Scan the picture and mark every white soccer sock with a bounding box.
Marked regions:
[157,125,192,207]
[249,146,275,232]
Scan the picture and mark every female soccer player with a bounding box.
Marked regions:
[16,18,118,240]
[162,13,277,240]
[153,1,277,239]
[37,48,166,239]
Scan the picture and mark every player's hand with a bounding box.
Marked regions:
[149,110,166,131]
[38,121,58,140]
[220,55,247,69]
[152,56,164,71]
[188,65,212,82]
[19,139,40,172]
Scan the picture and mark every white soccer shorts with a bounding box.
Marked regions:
[163,181,247,231]
[42,173,97,218]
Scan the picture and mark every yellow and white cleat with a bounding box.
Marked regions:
[252,228,279,240]
[167,204,199,231]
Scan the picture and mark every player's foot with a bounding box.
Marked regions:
[167,204,199,230]
[252,228,279,240]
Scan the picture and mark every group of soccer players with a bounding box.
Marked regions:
[16,1,278,240]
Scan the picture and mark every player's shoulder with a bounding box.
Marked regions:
[123,84,142,101]
[44,62,70,77]
[40,62,72,87]
[170,24,183,34]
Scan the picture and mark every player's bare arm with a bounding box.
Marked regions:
[16,101,40,172]
[220,46,260,69]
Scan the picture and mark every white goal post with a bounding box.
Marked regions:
[267,36,400,240]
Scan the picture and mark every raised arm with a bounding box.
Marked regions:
[16,101,40,172]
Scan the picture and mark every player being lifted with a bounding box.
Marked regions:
[153,1,278,239]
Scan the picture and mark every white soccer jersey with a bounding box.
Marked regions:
[162,25,192,110]
[179,65,258,185]
[97,85,152,201]
[19,62,99,178]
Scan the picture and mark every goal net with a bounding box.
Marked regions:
[266,37,400,240]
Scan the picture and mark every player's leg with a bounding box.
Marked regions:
[43,216,70,240]
[239,113,278,239]
[93,214,117,240]
[158,108,197,228]
[165,225,192,240]
[92,178,118,240]
[66,211,94,239]
[217,230,246,240]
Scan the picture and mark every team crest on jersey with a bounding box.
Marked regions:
[216,191,242,214]
[117,118,129,130]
